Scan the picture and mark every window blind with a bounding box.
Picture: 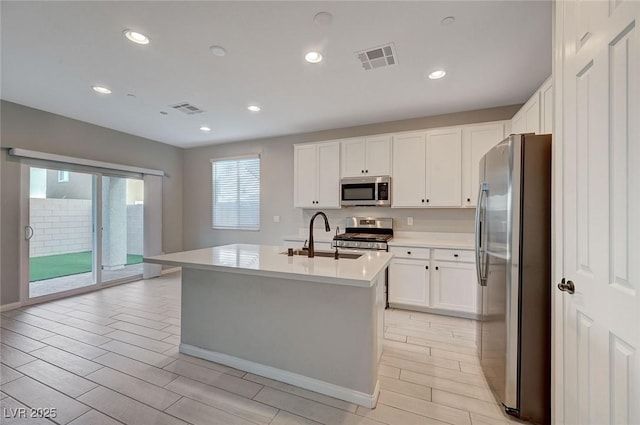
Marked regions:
[211,155,260,230]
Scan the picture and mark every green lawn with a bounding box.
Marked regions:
[30,251,143,282]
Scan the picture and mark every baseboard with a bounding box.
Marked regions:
[161,267,181,275]
[0,301,22,312]
[180,343,380,408]
[388,303,480,320]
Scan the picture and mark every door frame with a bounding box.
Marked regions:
[19,162,145,305]
[551,1,565,423]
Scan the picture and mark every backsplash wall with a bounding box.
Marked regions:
[300,207,475,235]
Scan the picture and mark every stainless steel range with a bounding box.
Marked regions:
[333,217,393,308]
[332,217,393,251]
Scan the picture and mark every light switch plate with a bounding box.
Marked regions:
[273,215,280,223]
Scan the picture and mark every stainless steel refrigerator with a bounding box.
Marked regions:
[474,133,551,425]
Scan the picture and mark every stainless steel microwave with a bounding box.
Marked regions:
[340,176,391,207]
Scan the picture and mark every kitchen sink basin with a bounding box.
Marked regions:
[282,249,363,259]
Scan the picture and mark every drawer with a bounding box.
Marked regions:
[433,249,475,263]
[389,246,430,260]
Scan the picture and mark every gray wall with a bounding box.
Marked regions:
[183,105,520,250]
[0,100,184,305]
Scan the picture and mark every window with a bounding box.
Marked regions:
[211,155,260,230]
[57,170,69,182]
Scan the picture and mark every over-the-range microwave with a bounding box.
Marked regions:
[340,176,391,207]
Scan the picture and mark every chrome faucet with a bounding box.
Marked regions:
[308,211,331,258]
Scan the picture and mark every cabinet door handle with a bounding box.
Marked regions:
[365,169,368,173]
[425,266,429,270]
[426,199,430,203]
[407,251,411,255]
[467,198,471,202]
[454,254,459,258]
[435,266,439,270]
[361,170,364,173]
[421,199,425,203]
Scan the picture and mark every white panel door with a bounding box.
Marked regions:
[364,135,392,176]
[557,0,639,423]
[392,132,426,207]
[461,123,505,207]
[293,144,317,208]
[426,128,462,207]
[341,138,366,178]
[316,142,340,208]
[388,259,429,307]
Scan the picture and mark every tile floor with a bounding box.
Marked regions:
[1,271,524,425]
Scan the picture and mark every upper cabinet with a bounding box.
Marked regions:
[392,128,461,207]
[293,141,341,209]
[392,132,427,207]
[461,122,506,207]
[540,77,553,134]
[341,135,392,177]
[511,76,552,135]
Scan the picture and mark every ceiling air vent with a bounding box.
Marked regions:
[356,43,397,71]
[169,102,205,115]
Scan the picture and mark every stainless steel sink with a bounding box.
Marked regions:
[282,249,363,259]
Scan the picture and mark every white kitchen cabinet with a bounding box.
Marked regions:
[389,245,478,317]
[341,135,392,177]
[510,76,552,136]
[391,129,461,207]
[431,260,478,314]
[461,122,506,207]
[293,141,340,208]
[540,77,553,134]
[426,128,462,207]
[391,132,426,207]
[388,258,430,307]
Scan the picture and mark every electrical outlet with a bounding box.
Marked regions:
[407,216,413,226]
[273,215,280,223]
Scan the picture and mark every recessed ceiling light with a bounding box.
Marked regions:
[441,16,456,26]
[92,85,112,94]
[123,29,150,45]
[247,105,261,112]
[210,45,227,57]
[305,51,323,63]
[428,70,447,80]
[160,111,168,115]
[200,126,212,132]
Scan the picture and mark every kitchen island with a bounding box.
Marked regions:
[144,244,392,408]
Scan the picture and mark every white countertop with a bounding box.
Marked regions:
[145,244,392,288]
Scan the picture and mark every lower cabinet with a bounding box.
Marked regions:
[388,258,430,307]
[388,246,479,318]
[431,261,477,314]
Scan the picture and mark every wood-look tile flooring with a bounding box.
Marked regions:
[0,272,524,425]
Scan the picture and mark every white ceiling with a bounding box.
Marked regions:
[1,1,551,148]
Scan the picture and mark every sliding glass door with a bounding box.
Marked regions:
[101,176,144,283]
[26,167,144,300]
[28,167,97,298]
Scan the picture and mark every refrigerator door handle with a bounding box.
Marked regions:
[475,183,488,286]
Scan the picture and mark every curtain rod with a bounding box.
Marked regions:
[8,148,165,177]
